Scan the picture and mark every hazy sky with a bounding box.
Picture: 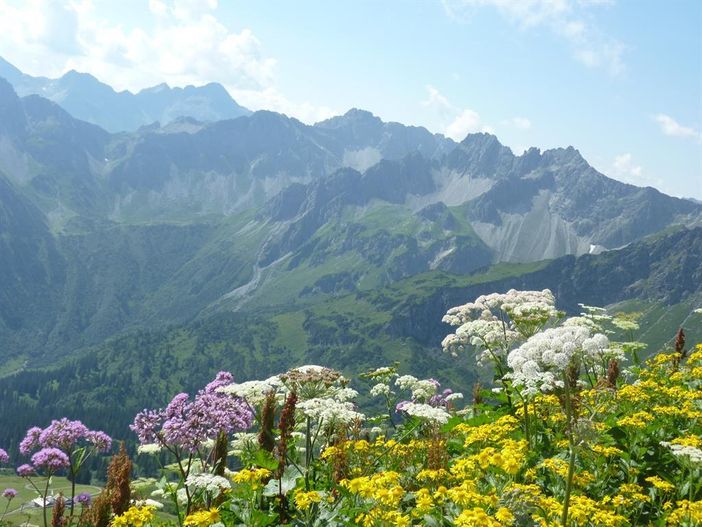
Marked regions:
[0,0,700,198]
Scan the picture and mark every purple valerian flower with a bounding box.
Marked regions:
[19,427,42,455]
[164,393,190,420]
[38,418,88,451]
[86,431,112,452]
[131,372,253,453]
[75,493,91,505]
[429,388,454,407]
[20,420,112,459]
[204,371,234,394]
[0,449,8,464]
[31,448,70,472]
[17,464,35,477]
[2,488,17,499]
[130,409,163,444]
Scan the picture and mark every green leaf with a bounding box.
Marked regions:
[254,449,280,471]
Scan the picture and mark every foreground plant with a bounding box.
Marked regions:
[16,419,111,527]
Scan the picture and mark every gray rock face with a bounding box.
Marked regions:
[0,70,700,293]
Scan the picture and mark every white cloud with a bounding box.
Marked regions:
[612,153,642,178]
[446,109,483,140]
[421,85,494,140]
[608,153,666,191]
[654,114,701,142]
[422,84,452,112]
[0,0,334,124]
[442,0,625,76]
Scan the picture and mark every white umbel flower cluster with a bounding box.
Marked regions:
[217,376,283,406]
[443,289,557,326]
[297,398,364,425]
[137,443,162,455]
[397,402,450,425]
[395,375,438,401]
[185,473,232,498]
[442,289,557,360]
[661,442,702,465]
[370,383,392,397]
[506,323,611,396]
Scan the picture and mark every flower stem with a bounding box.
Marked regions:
[561,374,576,527]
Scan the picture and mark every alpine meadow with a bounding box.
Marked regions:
[0,1,700,526]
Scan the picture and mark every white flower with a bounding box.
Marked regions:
[507,323,611,396]
[137,443,162,455]
[395,375,439,401]
[661,442,702,464]
[370,383,391,397]
[297,398,364,424]
[217,376,283,406]
[397,402,450,425]
[445,393,464,402]
[395,375,418,390]
[333,387,359,402]
[442,289,557,361]
[131,499,164,509]
[185,473,231,497]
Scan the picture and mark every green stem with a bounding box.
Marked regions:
[518,392,531,448]
[42,474,51,527]
[561,374,576,527]
[305,417,312,491]
[69,460,76,517]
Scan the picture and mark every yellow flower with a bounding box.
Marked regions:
[111,506,156,527]
[294,490,322,511]
[184,508,220,527]
[454,507,502,527]
[413,488,433,515]
[645,476,675,493]
[231,467,271,490]
[495,507,515,523]
[666,500,702,525]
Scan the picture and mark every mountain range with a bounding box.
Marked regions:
[0,57,250,132]
[0,59,700,443]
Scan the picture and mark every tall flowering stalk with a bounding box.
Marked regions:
[442,289,560,410]
[506,322,614,525]
[442,289,560,444]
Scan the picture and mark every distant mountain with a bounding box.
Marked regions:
[0,57,250,132]
[0,73,700,392]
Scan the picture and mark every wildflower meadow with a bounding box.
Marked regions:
[1,290,700,527]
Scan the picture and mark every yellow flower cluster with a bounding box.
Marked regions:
[666,499,702,525]
[454,506,509,527]
[340,471,405,508]
[455,415,519,446]
[645,476,675,493]
[183,508,220,527]
[231,467,271,490]
[111,506,156,527]
[294,490,322,511]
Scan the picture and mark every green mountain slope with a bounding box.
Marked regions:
[0,227,698,450]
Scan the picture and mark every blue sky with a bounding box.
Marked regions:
[0,0,700,198]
